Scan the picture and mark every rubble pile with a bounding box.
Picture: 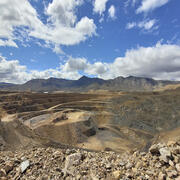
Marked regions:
[0,141,180,180]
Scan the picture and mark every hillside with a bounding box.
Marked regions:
[0,76,179,92]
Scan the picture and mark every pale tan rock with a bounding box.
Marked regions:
[176,164,180,172]
[159,147,172,163]
[125,162,133,169]
[0,177,8,180]
[169,160,174,167]
[0,141,179,180]
[158,172,166,180]
[167,170,178,178]
[167,140,176,147]
[136,161,143,168]
[174,155,179,163]
[132,167,137,173]
[4,162,13,173]
[0,169,6,177]
[175,176,180,180]
[112,171,121,179]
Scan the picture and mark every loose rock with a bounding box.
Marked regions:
[20,160,30,173]
[0,141,179,179]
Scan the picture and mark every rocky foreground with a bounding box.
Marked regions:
[0,141,180,180]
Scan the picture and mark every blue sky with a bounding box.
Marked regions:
[0,0,180,83]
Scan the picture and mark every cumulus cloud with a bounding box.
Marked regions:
[0,56,29,83]
[126,19,157,31]
[86,62,108,75]
[136,0,170,14]
[0,0,42,47]
[1,43,180,83]
[102,43,180,80]
[75,17,97,37]
[0,56,73,84]
[46,0,83,27]
[61,57,108,76]
[93,0,109,15]
[62,43,180,81]
[0,0,96,49]
[108,5,116,20]
[62,57,88,72]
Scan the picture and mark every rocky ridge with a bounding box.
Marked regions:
[0,76,179,92]
[0,140,180,180]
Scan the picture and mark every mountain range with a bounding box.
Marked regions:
[0,76,179,92]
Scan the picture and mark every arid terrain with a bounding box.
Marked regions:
[0,88,180,179]
[1,86,180,153]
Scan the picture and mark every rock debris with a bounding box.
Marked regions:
[0,140,179,180]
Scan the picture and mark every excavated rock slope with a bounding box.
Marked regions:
[1,89,180,153]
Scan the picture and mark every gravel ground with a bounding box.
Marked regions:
[0,140,180,180]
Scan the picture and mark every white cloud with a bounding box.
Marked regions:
[62,57,88,72]
[60,43,180,81]
[86,62,108,75]
[132,0,138,6]
[32,0,96,46]
[138,19,157,30]
[61,57,107,76]
[0,56,83,83]
[1,43,180,83]
[75,17,97,37]
[99,17,104,23]
[53,44,64,54]
[108,5,116,19]
[93,0,109,15]
[46,0,83,27]
[0,0,96,50]
[124,0,131,9]
[101,43,180,80]
[0,0,43,47]
[0,56,29,83]
[0,39,18,48]
[136,0,170,14]
[126,22,137,29]
[126,19,157,31]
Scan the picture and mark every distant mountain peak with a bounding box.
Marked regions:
[48,77,58,80]
[79,75,90,80]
